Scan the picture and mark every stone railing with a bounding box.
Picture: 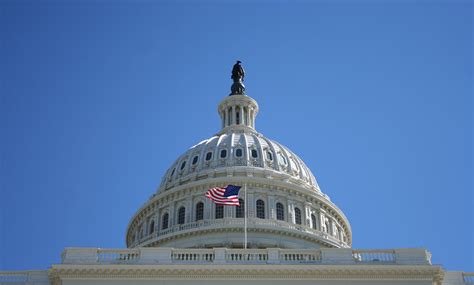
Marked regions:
[60,247,432,265]
[131,218,348,248]
[352,249,396,264]
[0,271,49,284]
[463,273,474,284]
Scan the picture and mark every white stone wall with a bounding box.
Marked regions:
[127,182,350,249]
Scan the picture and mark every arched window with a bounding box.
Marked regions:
[195,202,204,221]
[215,204,224,219]
[149,220,155,234]
[162,213,169,230]
[256,200,265,219]
[236,199,244,218]
[178,207,186,224]
[311,214,317,230]
[294,207,302,225]
[276,202,284,221]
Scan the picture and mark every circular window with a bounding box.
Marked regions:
[205,152,213,161]
[266,151,273,160]
[251,149,258,158]
[235,148,243,157]
[220,149,227,158]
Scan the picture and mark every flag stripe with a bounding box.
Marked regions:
[205,185,241,206]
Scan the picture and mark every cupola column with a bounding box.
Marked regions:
[232,106,236,126]
[218,96,259,131]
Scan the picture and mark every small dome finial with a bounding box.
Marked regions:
[230,60,246,95]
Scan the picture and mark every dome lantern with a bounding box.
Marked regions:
[218,95,259,131]
[218,61,259,131]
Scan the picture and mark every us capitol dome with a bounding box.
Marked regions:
[126,62,352,249]
[3,62,468,285]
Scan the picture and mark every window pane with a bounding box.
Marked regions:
[256,200,265,219]
[162,213,169,229]
[276,203,284,221]
[206,152,212,161]
[311,214,317,229]
[196,202,204,221]
[178,207,186,224]
[295,208,302,225]
[215,204,224,219]
[220,149,227,158]
[236,149,243,157]
[149,221,155,234]
[192,156,199,165]
[251,149,258,158]
[236,199,244,218]
[267,151,273,160]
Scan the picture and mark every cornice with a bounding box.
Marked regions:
[141,223,344,249]
[49,264,444,282]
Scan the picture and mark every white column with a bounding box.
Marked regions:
[186,199,192,223]
[287,200,294,223]
[304,203,311,227]
[248,109,252,128]
[168,203,175,226]
[232,106,236,126]
[224,108,228,127]
[268,195,276,219]
[250,109,255,128]
[247,192,255,218]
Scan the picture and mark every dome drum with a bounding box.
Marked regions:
[126,179,352,249]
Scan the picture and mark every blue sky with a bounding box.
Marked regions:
[1,1,472,272]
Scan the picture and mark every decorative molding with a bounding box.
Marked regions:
[49,265,444,282]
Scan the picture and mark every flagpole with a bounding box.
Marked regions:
[244,183,247,249]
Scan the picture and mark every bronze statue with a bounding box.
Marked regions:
[230,60,246,95]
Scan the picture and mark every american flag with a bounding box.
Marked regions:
[205,185,242,206]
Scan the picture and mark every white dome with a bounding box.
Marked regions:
[158,130,321,194]
[126,85,351,250]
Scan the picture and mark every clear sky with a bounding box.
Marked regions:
[1,0,472,272]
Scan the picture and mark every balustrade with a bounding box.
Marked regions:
[97,249,140,264]
[60,247,431,266]
[279,249,321,263]
[352,250,396,263]
[171,249,215,263]
[225,249,268,263]
[464,273,474,284]
[132,217,348,248]
[0,273,28,282]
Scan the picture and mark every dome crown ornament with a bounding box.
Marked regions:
[230,60,246,95]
